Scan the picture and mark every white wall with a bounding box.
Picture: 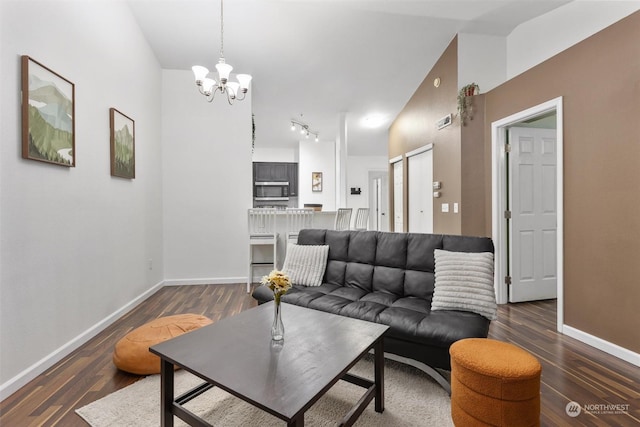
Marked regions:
[161,70,252,283]
[299,141,336,211]
[252,146,298,163]
[507,1,640,79]
[346,156,387,212]
[458,33,506,93]
[0,0,163,396]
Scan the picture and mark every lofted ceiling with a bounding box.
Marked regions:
[127,0,571,156]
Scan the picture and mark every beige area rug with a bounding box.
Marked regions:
[76,356,453,426]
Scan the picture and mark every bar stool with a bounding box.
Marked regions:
[247,208,277,293]
[353,208,369,230]
[285,208,314,245]
[334,208,352,231]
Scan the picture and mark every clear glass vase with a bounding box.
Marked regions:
[271,295,284,341]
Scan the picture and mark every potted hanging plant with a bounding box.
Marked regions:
[457,83,479,126]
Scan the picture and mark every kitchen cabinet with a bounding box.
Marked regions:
[287,163,298,196]
[254,162,288,182]
[253,162,299,197]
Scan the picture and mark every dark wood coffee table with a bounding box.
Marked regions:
[149,302,389,427]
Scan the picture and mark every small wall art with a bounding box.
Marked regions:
[21,55,75,167]
[110,108,135,179]
[312,172,323,192]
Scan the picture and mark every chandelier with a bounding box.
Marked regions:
[290,118,319,142]
[191,0,251,104]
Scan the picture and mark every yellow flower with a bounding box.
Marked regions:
[261,270,292,296]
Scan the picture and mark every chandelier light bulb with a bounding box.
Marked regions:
[227,82,240,99]
[290,123,296,131]
[215,59,233,84]
[236,74,252,91]
[315,135,319,142]
[202,78,216,95]
[192,66,210,85]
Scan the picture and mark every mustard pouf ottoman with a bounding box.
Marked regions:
[113,313,212,375]
[450,338,542,427]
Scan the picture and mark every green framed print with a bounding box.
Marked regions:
[21,55,75,167]
[110,108,135,179]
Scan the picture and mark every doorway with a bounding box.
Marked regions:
[491,97,564,332]
[391,158,404,232]
[407,145,434,233]
[368,170,389,231]
[508,126,557,302]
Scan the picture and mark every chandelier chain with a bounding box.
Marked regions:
[220,0,224,58]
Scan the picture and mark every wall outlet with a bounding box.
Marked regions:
[148,259,153,270]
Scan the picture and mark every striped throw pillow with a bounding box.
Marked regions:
[431,249,497,320]
[282,244,329,287]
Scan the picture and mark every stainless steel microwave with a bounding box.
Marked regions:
[254,181,289,200]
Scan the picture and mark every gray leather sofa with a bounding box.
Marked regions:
[252,228,495,392]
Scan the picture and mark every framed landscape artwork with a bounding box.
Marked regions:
[312,172,323,192]
[21,55,75,167]
[110,108,135,179]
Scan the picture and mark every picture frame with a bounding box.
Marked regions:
[110,108,135,179]
[21,55,75,167]
[312,172,323,192]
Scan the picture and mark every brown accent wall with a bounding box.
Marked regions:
[483,12,640,352]
[461,93,486,237]
[389,37,461,234]
[390,12,640,353]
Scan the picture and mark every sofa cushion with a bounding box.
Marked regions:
[282,243,329,286]
[431,249,497,320]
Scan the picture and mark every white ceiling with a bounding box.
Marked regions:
[127,0,571,156]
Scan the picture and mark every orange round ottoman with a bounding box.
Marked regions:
[113,313,212,375]
[450,338,541,427]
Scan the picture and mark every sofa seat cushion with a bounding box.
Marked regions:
[379,307,490,348]
[273,284,490,349]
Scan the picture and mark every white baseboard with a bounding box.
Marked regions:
[563,325,640,367]
[0,280,165,402]
[162,277,247,286]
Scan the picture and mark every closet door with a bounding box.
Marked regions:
[408,146,433,233]
[392,160,403,232]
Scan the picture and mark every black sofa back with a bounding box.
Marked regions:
[298,228,494,299]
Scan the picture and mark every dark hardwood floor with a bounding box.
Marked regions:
[1,284,638,426]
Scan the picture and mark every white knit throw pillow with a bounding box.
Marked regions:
[282,244,329,287]
[431,249,497,320]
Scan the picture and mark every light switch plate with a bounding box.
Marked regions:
[454,203,459,213]
[442,203,449,213]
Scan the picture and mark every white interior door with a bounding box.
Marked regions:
[392,160,403,232]
[408,148,433,233]
[509,127,557,302]
[369,171,389,231]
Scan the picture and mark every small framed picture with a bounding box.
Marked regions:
[21,55,75,167]
[110,108,135,179]
[312,172,323,192]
